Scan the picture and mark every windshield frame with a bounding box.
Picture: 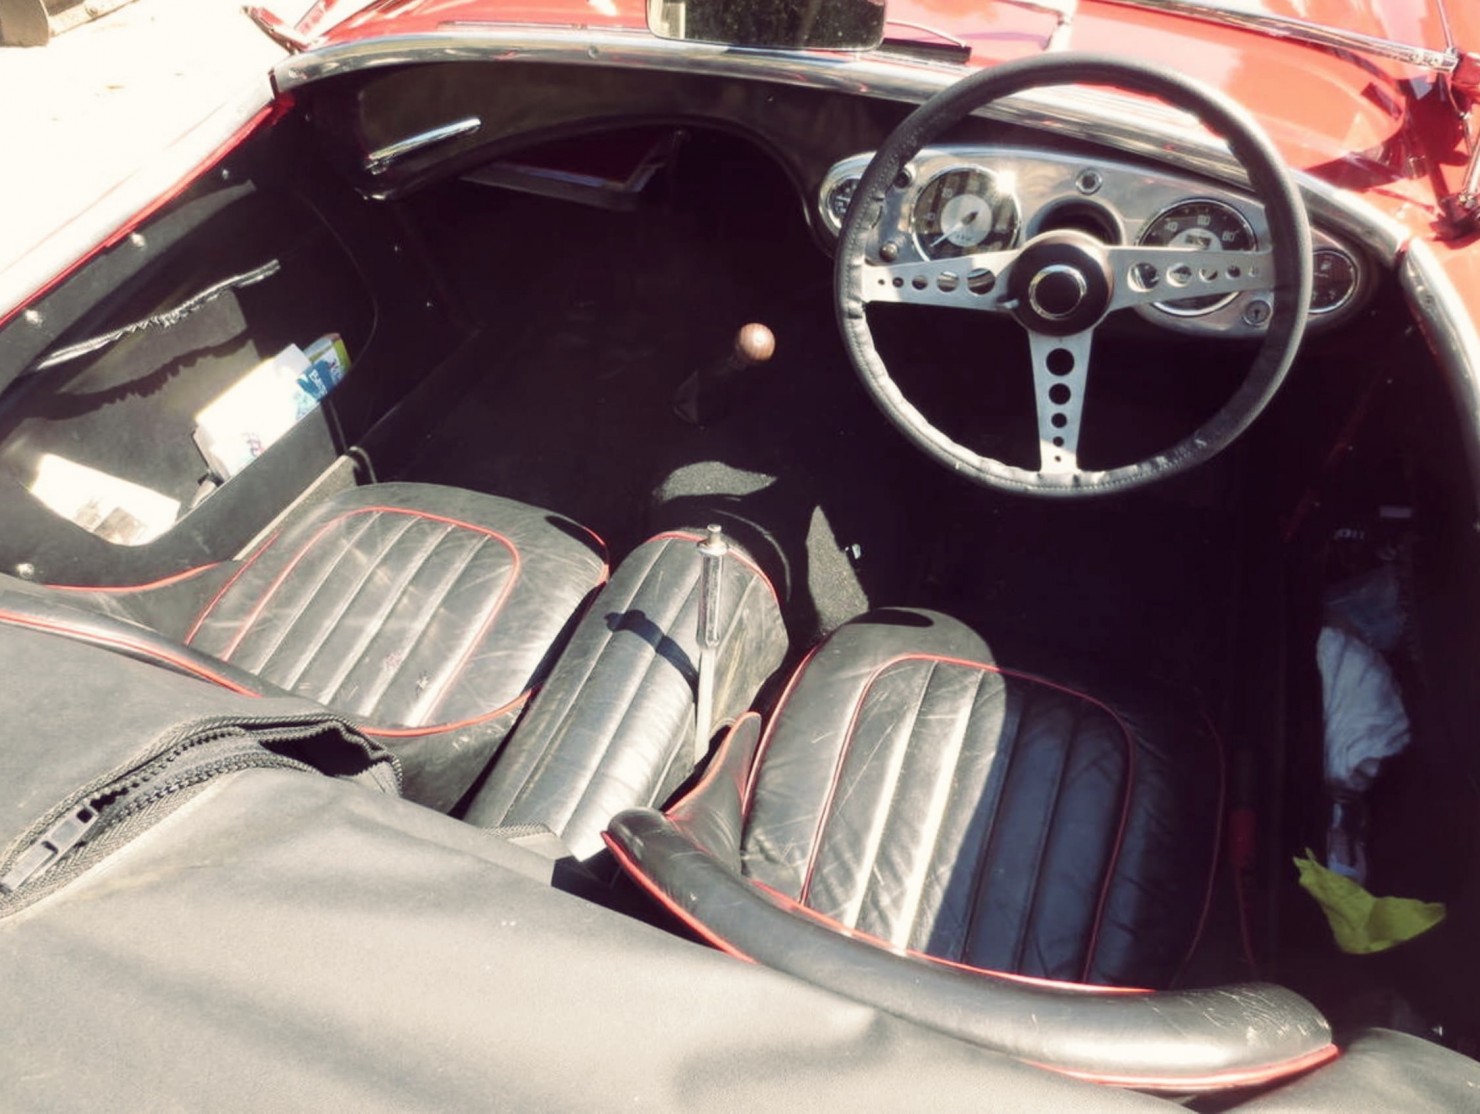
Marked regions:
[1097,0,1458,73]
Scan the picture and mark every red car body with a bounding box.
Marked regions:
[2,1,1479,1107]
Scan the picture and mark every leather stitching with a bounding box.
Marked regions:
[554,538,770,835]
[251,512,418,681]
[1171,709,1226,987]
[958,678,1025,965]
[494,538,677,826]
[0,610,260,696]
[1080,707,1138,982]
[318,521,466,714]
[184,531,283,644]
[46,563,223,595]
[362,691,530,738]
[796,660,887,905]
[898,667,985,953]
[1009,693,1080,974]
[215,511,380,663]
[846,659,936,938]
[395,522,521,725]
[760,648,1138,968]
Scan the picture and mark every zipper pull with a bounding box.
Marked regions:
[0,805,99,895]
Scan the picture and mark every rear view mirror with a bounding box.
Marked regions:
[647,0,887,51]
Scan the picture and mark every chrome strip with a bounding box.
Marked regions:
[272,29,1410,255]
[1098,0,1457,73]
[1400,239,1480,500]
[272,26,968,96]
[364,115,482,174]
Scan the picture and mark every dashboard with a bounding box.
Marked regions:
[817,146,1373,338]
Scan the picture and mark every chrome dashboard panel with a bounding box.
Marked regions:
[819,145,1373,337]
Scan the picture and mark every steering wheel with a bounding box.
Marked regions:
[835,54,1313,497]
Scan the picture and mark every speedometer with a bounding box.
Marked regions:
[912,168,1020,260]
[1137,199,1256,316]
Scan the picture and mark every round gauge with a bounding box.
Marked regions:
[1137,199,1257,316]
[1311,248,1358,315]
[912,168,1020,259]
[825,177,859,230]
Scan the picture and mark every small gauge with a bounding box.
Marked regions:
[825,177,859,229]
[1311,248,1358,314]
[1137,199,1257,316]
[912,167,1020,260]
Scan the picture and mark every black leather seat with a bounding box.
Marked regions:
[0,483,609,810]
[607,609,1337,1092]
[463,529,787,858]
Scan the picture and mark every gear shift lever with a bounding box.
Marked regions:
[673,323,775,426]
[694,523,728,762]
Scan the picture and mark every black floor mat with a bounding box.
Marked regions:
[396,171,1251,683]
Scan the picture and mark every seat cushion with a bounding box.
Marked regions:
[605,610,1335,1090]
[2,483,608,810]
[464,530,787,857]
[740,609,1222,987]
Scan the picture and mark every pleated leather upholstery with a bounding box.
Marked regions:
[604,611,1341,1090]
[465,531,787,857]
[3,483,608,810]
[740,609,1220,987]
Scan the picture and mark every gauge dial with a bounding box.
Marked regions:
[1311,248,1358,315]
[912,168,1019,259]
[1137,199,1256,316]
[826,177,859,229]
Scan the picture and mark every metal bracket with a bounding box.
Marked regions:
[1441,54,1480,228]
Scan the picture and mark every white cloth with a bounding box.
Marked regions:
[1318,625,1410,791]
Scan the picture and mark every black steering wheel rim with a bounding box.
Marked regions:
[835,53,1313,497]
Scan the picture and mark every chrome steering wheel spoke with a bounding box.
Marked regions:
[859,249,1020,310]
[1104,245,1275,312]
[1027,329,1093,476]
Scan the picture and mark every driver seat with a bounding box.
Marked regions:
[606,609,1337,1091]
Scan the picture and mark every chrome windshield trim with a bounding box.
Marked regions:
[364,115,482,174]
[272,28,1409,255]
[1401,239,1480,504]
[1097,0,1457,73]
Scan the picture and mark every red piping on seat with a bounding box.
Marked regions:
[362,690,532,738]
[1025,1042,1339,1092]
[741,642,825,815]
[747,877,1150,995]
[45,563,223,593]
[604,827,1338,1092]
[1,608,539,739]
[0,610,260,696]
[196,506,523,668]
[0,96,293,334]
[668,712,762,822]
[1171,705,1229,988]
[648,531,782,607]
[764,650,1136,966]
[185,530,282,643]
[601,832,754,963]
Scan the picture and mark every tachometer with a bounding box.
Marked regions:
[1137,199,1256,316]
[912,168,1019,259]
[1311,248,1358,315]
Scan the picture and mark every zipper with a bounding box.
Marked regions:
[0,719,371,900]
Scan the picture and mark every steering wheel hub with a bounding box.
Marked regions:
[1028,265,1087,319]
[1009,232,1114,336]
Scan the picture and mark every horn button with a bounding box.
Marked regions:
[1008,231,1114,336]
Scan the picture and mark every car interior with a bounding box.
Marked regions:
[1,49,1478,1100]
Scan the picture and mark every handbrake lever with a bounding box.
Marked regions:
[694,524,728,764]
